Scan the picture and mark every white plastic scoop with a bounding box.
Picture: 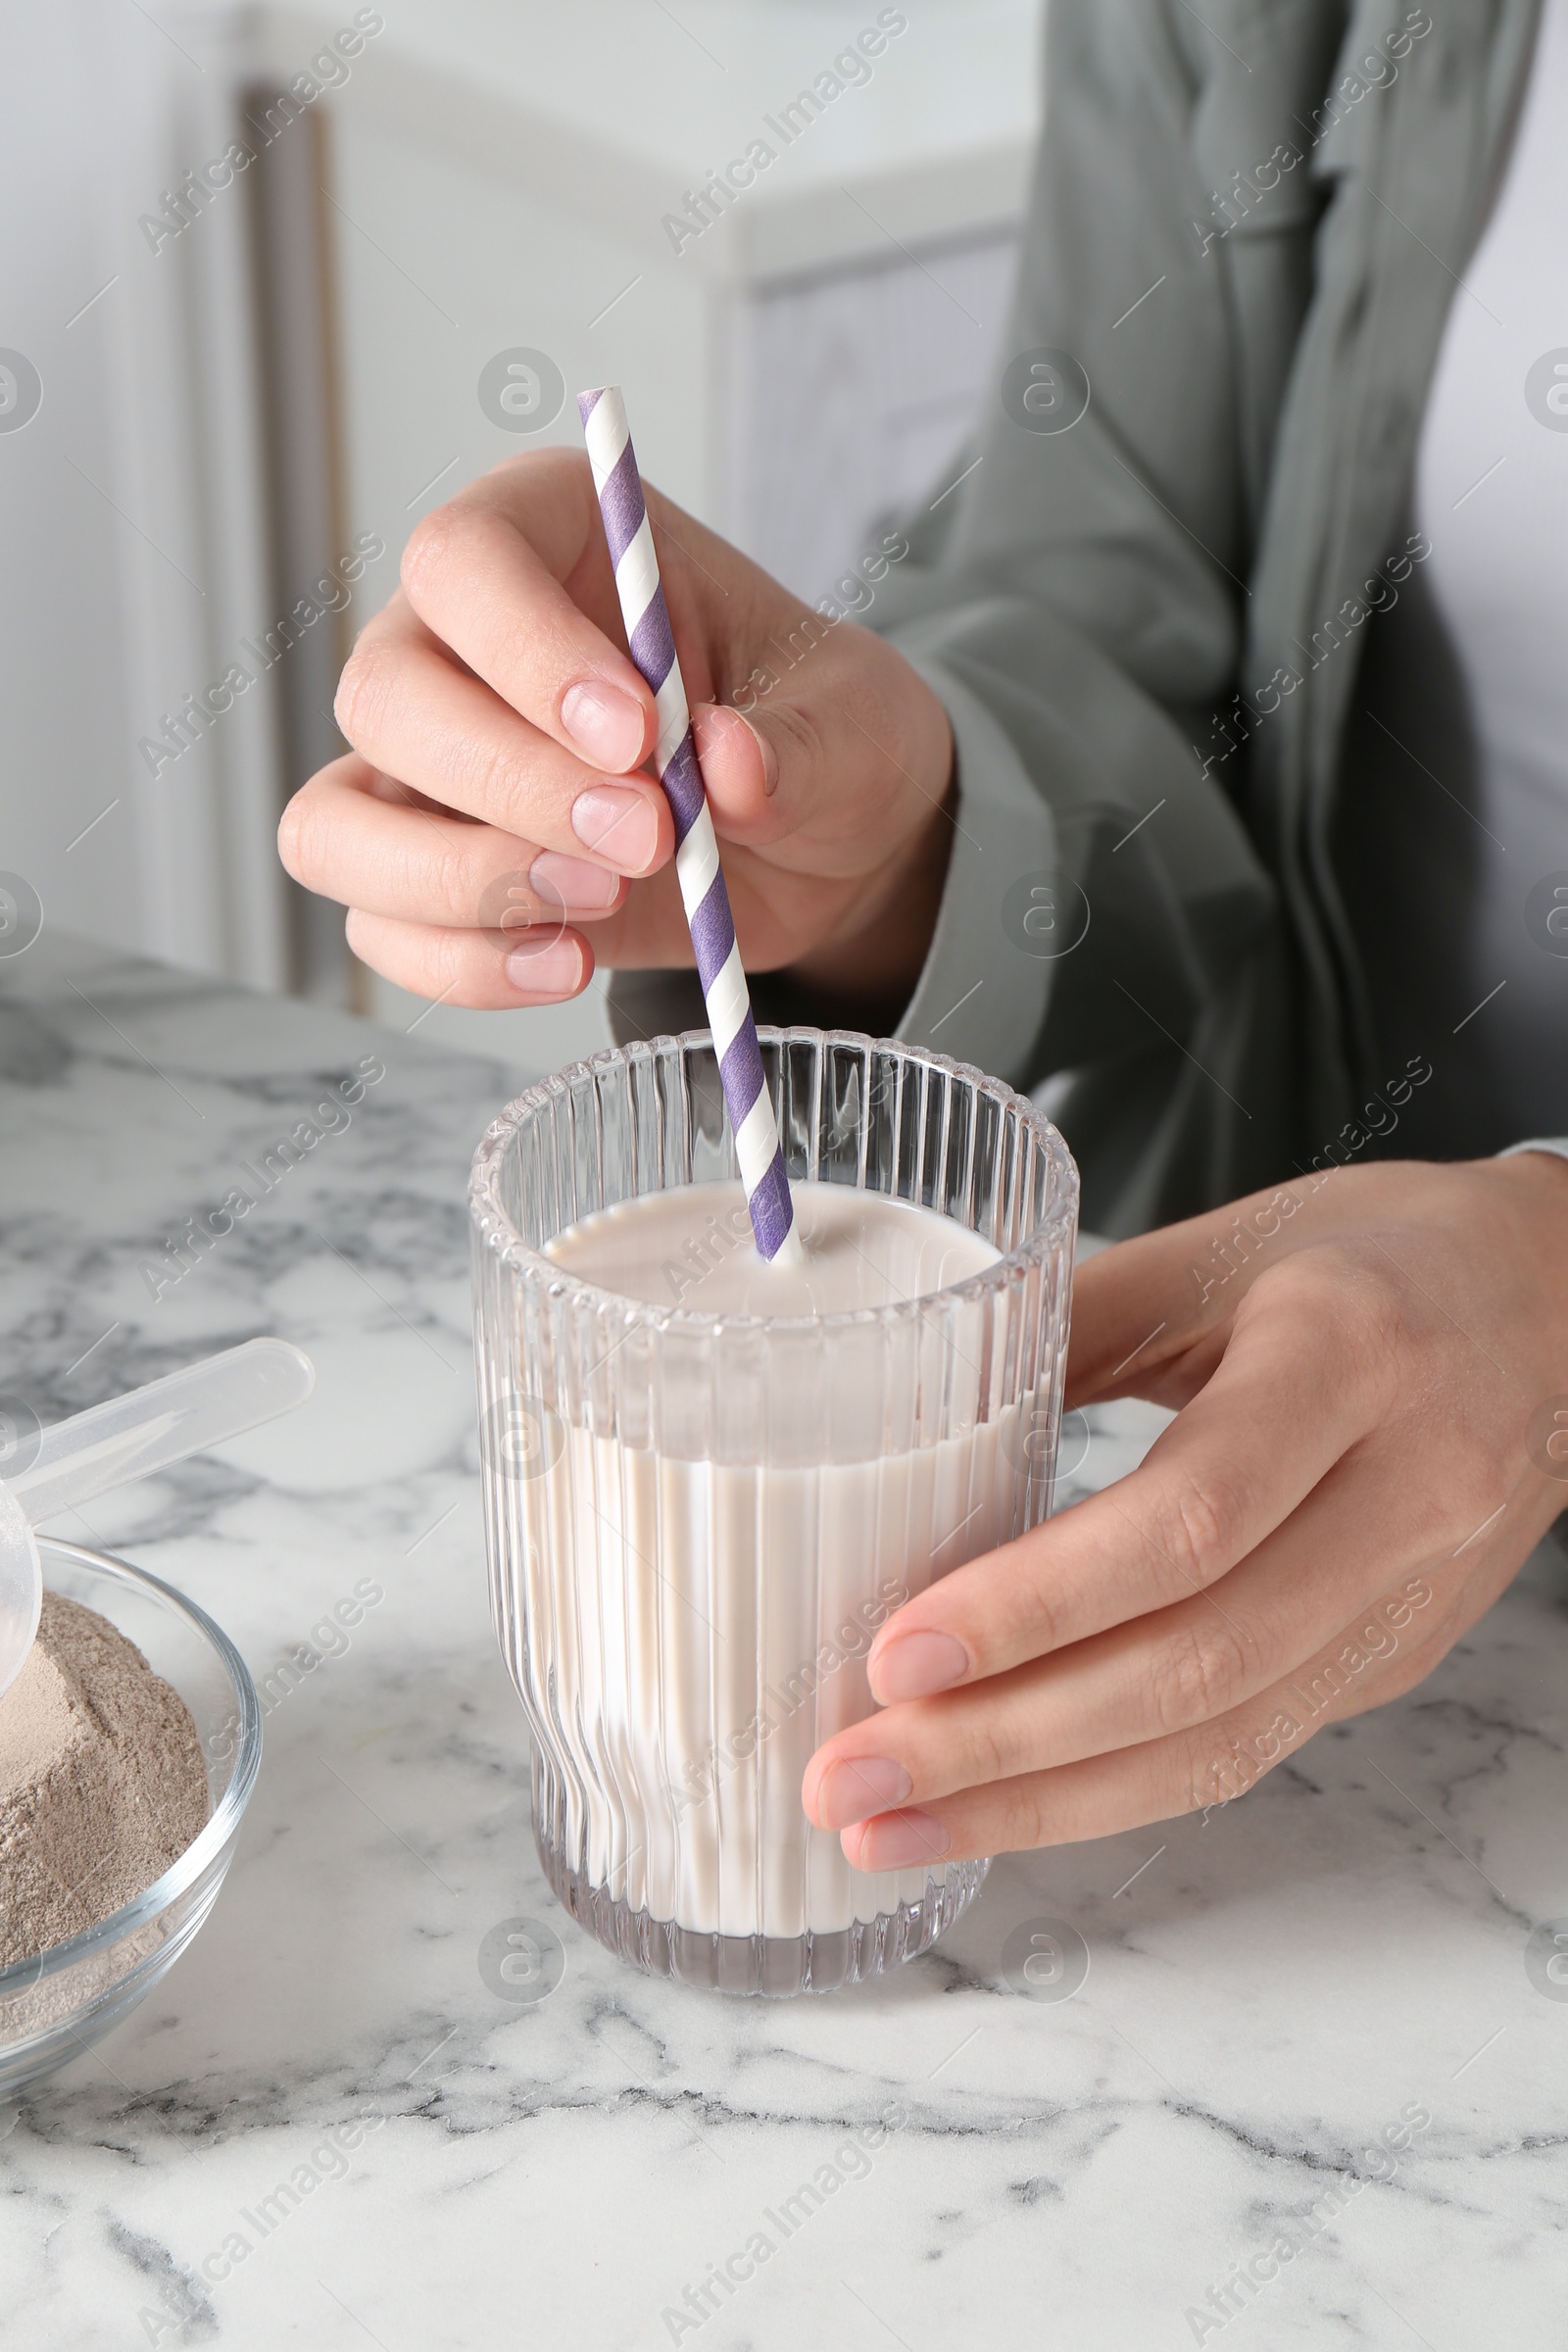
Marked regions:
[0,1338,315,1701]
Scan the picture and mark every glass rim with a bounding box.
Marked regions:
[468,1024,1078,1336]
[0,1536,263,1996]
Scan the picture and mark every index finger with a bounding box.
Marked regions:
[401,453,657,776]
[864,1251,1398,1701]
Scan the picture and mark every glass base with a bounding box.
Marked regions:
[534,1812,989,1997]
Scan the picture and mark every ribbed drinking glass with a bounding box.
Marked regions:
[469,1028,1077,1994]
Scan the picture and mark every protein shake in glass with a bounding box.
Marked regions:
[469,1028,1077,1993]
[468,388,1075,1991]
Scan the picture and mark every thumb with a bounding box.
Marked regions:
[691,678,908,864]
[689,701,781,834]
[691,632,954,875]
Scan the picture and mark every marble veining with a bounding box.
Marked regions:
[0,931,1565,2349]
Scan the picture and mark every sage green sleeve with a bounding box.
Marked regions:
[612,0,1348,1232]
[856,0,1356,1228]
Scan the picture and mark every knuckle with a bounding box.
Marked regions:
[956,1712,1028,1790]
[1254,1247,1408,1405]
[1147,1473,1247,1594]
[334,644,394,747]
[425,925,474,994]
[1002,1561,1069,1661]
[1369,1629,1445,1706]
[459,734,528,825]
[1182,1719,1266,1814]
[345,906,461,996]
[275,789,311,883]
[400,501,464,601]
[1180,1687,1329,1817]
[1334,1274,1411,1397]
[768,697,825,776]
[990,1775,1053,1854]
[1151,1619,1253,1737]
[434,843,487,926]
[275,781,344,895]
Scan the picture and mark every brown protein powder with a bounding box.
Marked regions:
[0,1592,211,1968]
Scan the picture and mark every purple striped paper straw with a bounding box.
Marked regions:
[577,384,802,1266]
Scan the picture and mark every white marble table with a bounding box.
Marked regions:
[2,931,1566,2350]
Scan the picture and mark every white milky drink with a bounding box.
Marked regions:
[535,1183,1009,1946]
[469,1031,1077,1993]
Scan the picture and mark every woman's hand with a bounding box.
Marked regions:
[803,1152,1568,1865]
[277,450,955,1017]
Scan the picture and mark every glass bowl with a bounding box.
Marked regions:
[0,1537,262,2102]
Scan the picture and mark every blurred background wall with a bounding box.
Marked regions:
[0,0,1040,1074]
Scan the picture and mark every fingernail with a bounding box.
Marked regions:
[850,1809,952,1872]
[528,850,621,911]
[869,1631,970,1702]
[561,680,646,771]
[504,934,583,997]
[571,784,662,875]
[694,702,779,797]
[737,709,779,796]
[816,1756,913,1832]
